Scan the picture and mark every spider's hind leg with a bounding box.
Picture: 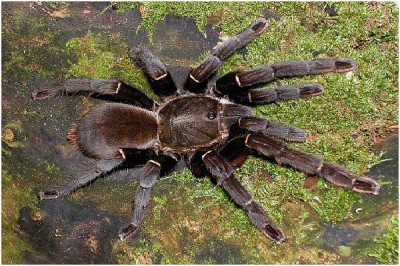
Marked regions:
[200,150,286,243]
[38,148,157,200]
[32,79,156,110]
[38,151,126,200]
[245,134,381,195]
[119,155,177,240]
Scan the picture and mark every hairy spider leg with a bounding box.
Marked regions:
[215,117,308,173]
[32,79,156,110]
[38,153,125,200]
[245,134,381,195]
[232,116,308,142]
[128,47,177,99]
[225,83,324,105]
[199,150,286,243]
[119,155,177,240]
[185,18,269,93]
[215,58,356,104]
[38,148,157,200]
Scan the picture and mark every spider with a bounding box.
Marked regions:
[33,18,381,244]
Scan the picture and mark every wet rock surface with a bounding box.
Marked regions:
[18,200,123,264]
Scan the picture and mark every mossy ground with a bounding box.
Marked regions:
[2,2,398,264]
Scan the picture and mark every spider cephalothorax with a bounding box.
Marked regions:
[33,18,381,244]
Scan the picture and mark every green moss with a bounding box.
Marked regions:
[1,170,37,264]
[113,2,270,39]
[369,216,399,264]
[310,181,362,224]
[64,32,154,98]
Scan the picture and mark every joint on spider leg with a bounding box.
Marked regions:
[319,163,381,195]
[333,59,357,73]
[246,201,286,244]
[309,59,357,74]
[114,82,121,94]
[201,150,234,185]
[237,66,275,87]
[352,177,381,195]
[148,160,161,167]
[201,150,213,161]
[240,118,308,142]
[38,189,60,200]
[186,56,221,92]
[118,223,139,240]
[118,149,126,160]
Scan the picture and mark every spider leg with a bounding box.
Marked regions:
[38,148,156,200]
[38,152,126,200]
[245,134,381,195]
[119,155,177,240]
[195,150,285,243]
[215,58,356,95]
[185,18,269,93]
[128,47,177,99]
[224,83,324,105]
[233,116,308,142]
[32,79,157,110]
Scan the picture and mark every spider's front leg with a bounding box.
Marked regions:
[128,47,177,99]
[119,155,177,240]
[225,83,324,105]
[215,58,356,105]
[32,79,157,110]
[186,18,269,93]
[245,134,381,195]
[232,116,308,142]
[192,150,286,243]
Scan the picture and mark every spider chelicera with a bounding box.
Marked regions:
[33,18,381,243]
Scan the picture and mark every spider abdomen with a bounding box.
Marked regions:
[76,103,158,159]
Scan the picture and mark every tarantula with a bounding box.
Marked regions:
[33,18,381,244]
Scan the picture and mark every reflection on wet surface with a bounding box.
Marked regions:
[319,133,398,263]
[18,200,122,264]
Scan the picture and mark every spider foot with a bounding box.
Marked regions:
[32,86,60,100]
[319,163,381,195]
[118,223,139,240]
[247,201,286,244]
[38,189,60,200]
[331,58,357,73]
